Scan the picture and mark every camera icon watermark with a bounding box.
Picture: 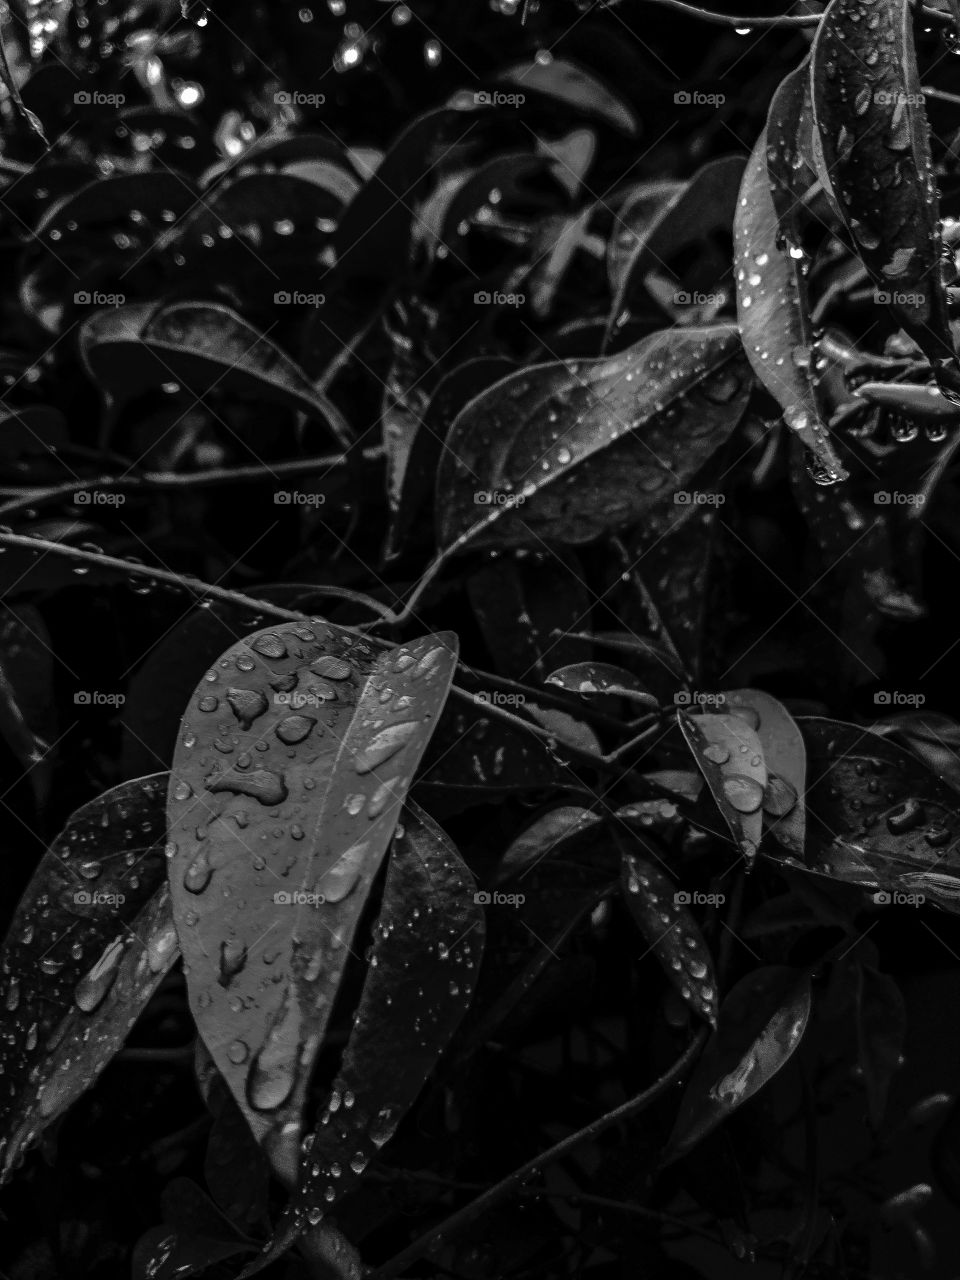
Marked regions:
[274,889,327,905]
[473,690,525,707]
[274,291,325,306]
[474,890,526,907]
[473,89,525,107]
[674,490,725,507]
[274,490,326,506]
[674,890,726,906]
[74,890,126,906]
[874,491,925,506]
[872,889,925,906]
[674,90,725,107]
[74,291,125,307]
[674,690,727,708]
[74,91,126,106]
[473,290,525,308]
[74,690,126,707]
[274,90,326,107]
[74,490,126,506]
[874,690,925,707]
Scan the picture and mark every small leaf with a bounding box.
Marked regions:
[545,661,658,709]
[853,380,960,419]
[810,0,960,400]
[285,803,484,1236]
[0,774,169,1184]
[620,851,718,1026]
[497,805,601,883]
[664,966,812,1163]
[723,689,806,857]
[167,624,458,1180]
[678,710,767,863]
[436,325,750,553]
[734,121,846,482]
[79,301,353,445]
[498,57,637,136]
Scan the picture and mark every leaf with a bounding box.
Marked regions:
[663,966,812,1164]
[606,179,685,293]
[283,803,484,1240]
[620,851,718,1027]
[810,0,960,401]
[678,710,767,864]
[133,1177,254,1280]
[734,123,846,482]
[167,623,458,1180]
[545,661,658,710]
[204,1091,271,1234]
[0,24,47,142]
[607,156,745,344]
[436,324,750,553]
[854,960,906,1127]
[791,717,960,911]
[0,771,172,1182]
[498,57,638,137]
[872,711,960,794]
[79,301,353,446]
[0,602,56,807]
[722,689,806,857]
[497,805,602,883]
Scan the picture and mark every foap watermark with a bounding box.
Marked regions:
[873,889,925,907]
[473,690,525,708]
[474,489,526,507]
[674,90,725,107]
[74,890,126,906]
[474,89,525,107]
[873,91,924,108]
[874,690,925,708]
[274,90,326,107]
[474,290,525,308]
[74,290,125,307]
[674,290,725,308]
[874,491,925,507]
[74,690,125,707]
[274,889,327,905]
[674,490,725,507]
[74,90,126,106]
[674,690,727,708]
[874,290,926,307]
[74,490,125,506]
[274,690,326,709]
[474,890,526,907]
[674,890,726,906]
[275,490,325,506]
[274,290,325,306]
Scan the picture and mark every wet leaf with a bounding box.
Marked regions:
[663,966,812,1163]
[283,803,483,1240]
[0,770,172,1183]
[132,1176,254,1280]
[678,710,767,864]
[498,57,637,136]
[620,851,718,1027]
[734,122,846,482]
[810,0,960,400]
[871,711,960,795]
[497,805,601,883]
[436,324,750,553]
[0,602,56,807]
[545,661,658,709]
[606,179,685,294]
[167,623,458,1181]
[79,300,353,446]
[723,689,806,858]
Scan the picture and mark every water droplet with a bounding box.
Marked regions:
[322,841,369,902]
[207,768,288,806]
[722,774,765,814]
[74,937,125,1013]
[354,722,418,774]
[226,687,269,728]
[276,715,316,745]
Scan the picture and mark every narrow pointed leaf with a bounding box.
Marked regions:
[545,661,658,709]
[678,710,767,864]
[810,0,960,400]
[620,852,718,1027]
[0,774,169,1184]
[79,301,353,446]
[497,805,601,883]
[664,966,811,1163]
[167,623,458,1180]
[498,57,637,136]
[723,689,806,857]
[436,325,750,553]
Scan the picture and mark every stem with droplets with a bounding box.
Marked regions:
[365,1027,709,1280]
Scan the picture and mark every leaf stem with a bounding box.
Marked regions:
[365,1026,709,1279]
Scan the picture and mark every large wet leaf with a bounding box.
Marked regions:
[436,325,750,553]
[790,717,960,911]
[810,0,960,401]
[79,300,353,445]
[663,966,812,1163]
[678,710,767,864]
[272,802,484,1252]
[166,622,458,1180]
[723,689,806,858]
[734,121,846,482]
[0,774,170,1184]
[0,602,56,808]
[620,851,718,1027]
